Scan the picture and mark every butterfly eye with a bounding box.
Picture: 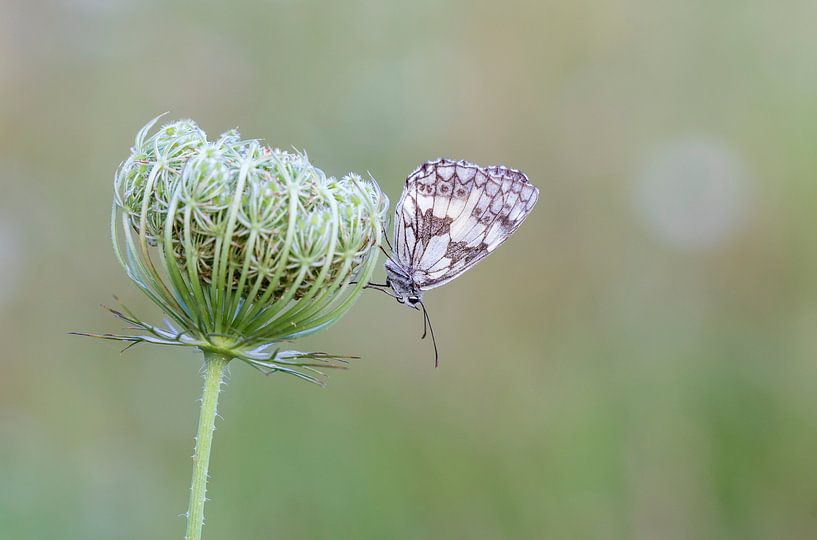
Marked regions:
[408,297,420,305]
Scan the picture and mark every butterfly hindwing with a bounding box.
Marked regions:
[392,158,538,291]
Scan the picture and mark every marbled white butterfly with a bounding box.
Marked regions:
[370,158,539,364]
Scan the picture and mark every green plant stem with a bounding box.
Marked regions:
[185,352,230,540]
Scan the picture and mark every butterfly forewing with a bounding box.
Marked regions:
[392,158,538,291]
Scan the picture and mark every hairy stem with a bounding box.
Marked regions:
[185,351,230,540]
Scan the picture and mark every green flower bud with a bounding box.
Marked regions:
[89,115,388,383]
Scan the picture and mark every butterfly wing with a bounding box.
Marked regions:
[392,158,538,291]
[391,159,452,273]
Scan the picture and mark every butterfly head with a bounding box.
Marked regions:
[385,259,423,309]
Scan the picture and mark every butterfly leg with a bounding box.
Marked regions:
[349,280,388,288]
[363,284,397,300]
[381,225,394,252]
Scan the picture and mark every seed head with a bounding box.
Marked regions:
[84,115,388,383]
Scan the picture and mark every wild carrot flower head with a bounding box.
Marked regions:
[90,115,387,382]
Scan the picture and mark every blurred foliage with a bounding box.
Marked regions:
[2,0,817,538]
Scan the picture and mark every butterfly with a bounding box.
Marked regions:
[369,158,539,365]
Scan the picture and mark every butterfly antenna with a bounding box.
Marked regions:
[419,301,439,367]
[420,305,428,339]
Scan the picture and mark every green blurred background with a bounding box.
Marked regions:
[2,0,816,538]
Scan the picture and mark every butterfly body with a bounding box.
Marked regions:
[384,259,423,306]
[386,158,539,305]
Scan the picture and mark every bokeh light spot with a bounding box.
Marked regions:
[634,137,750,250]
